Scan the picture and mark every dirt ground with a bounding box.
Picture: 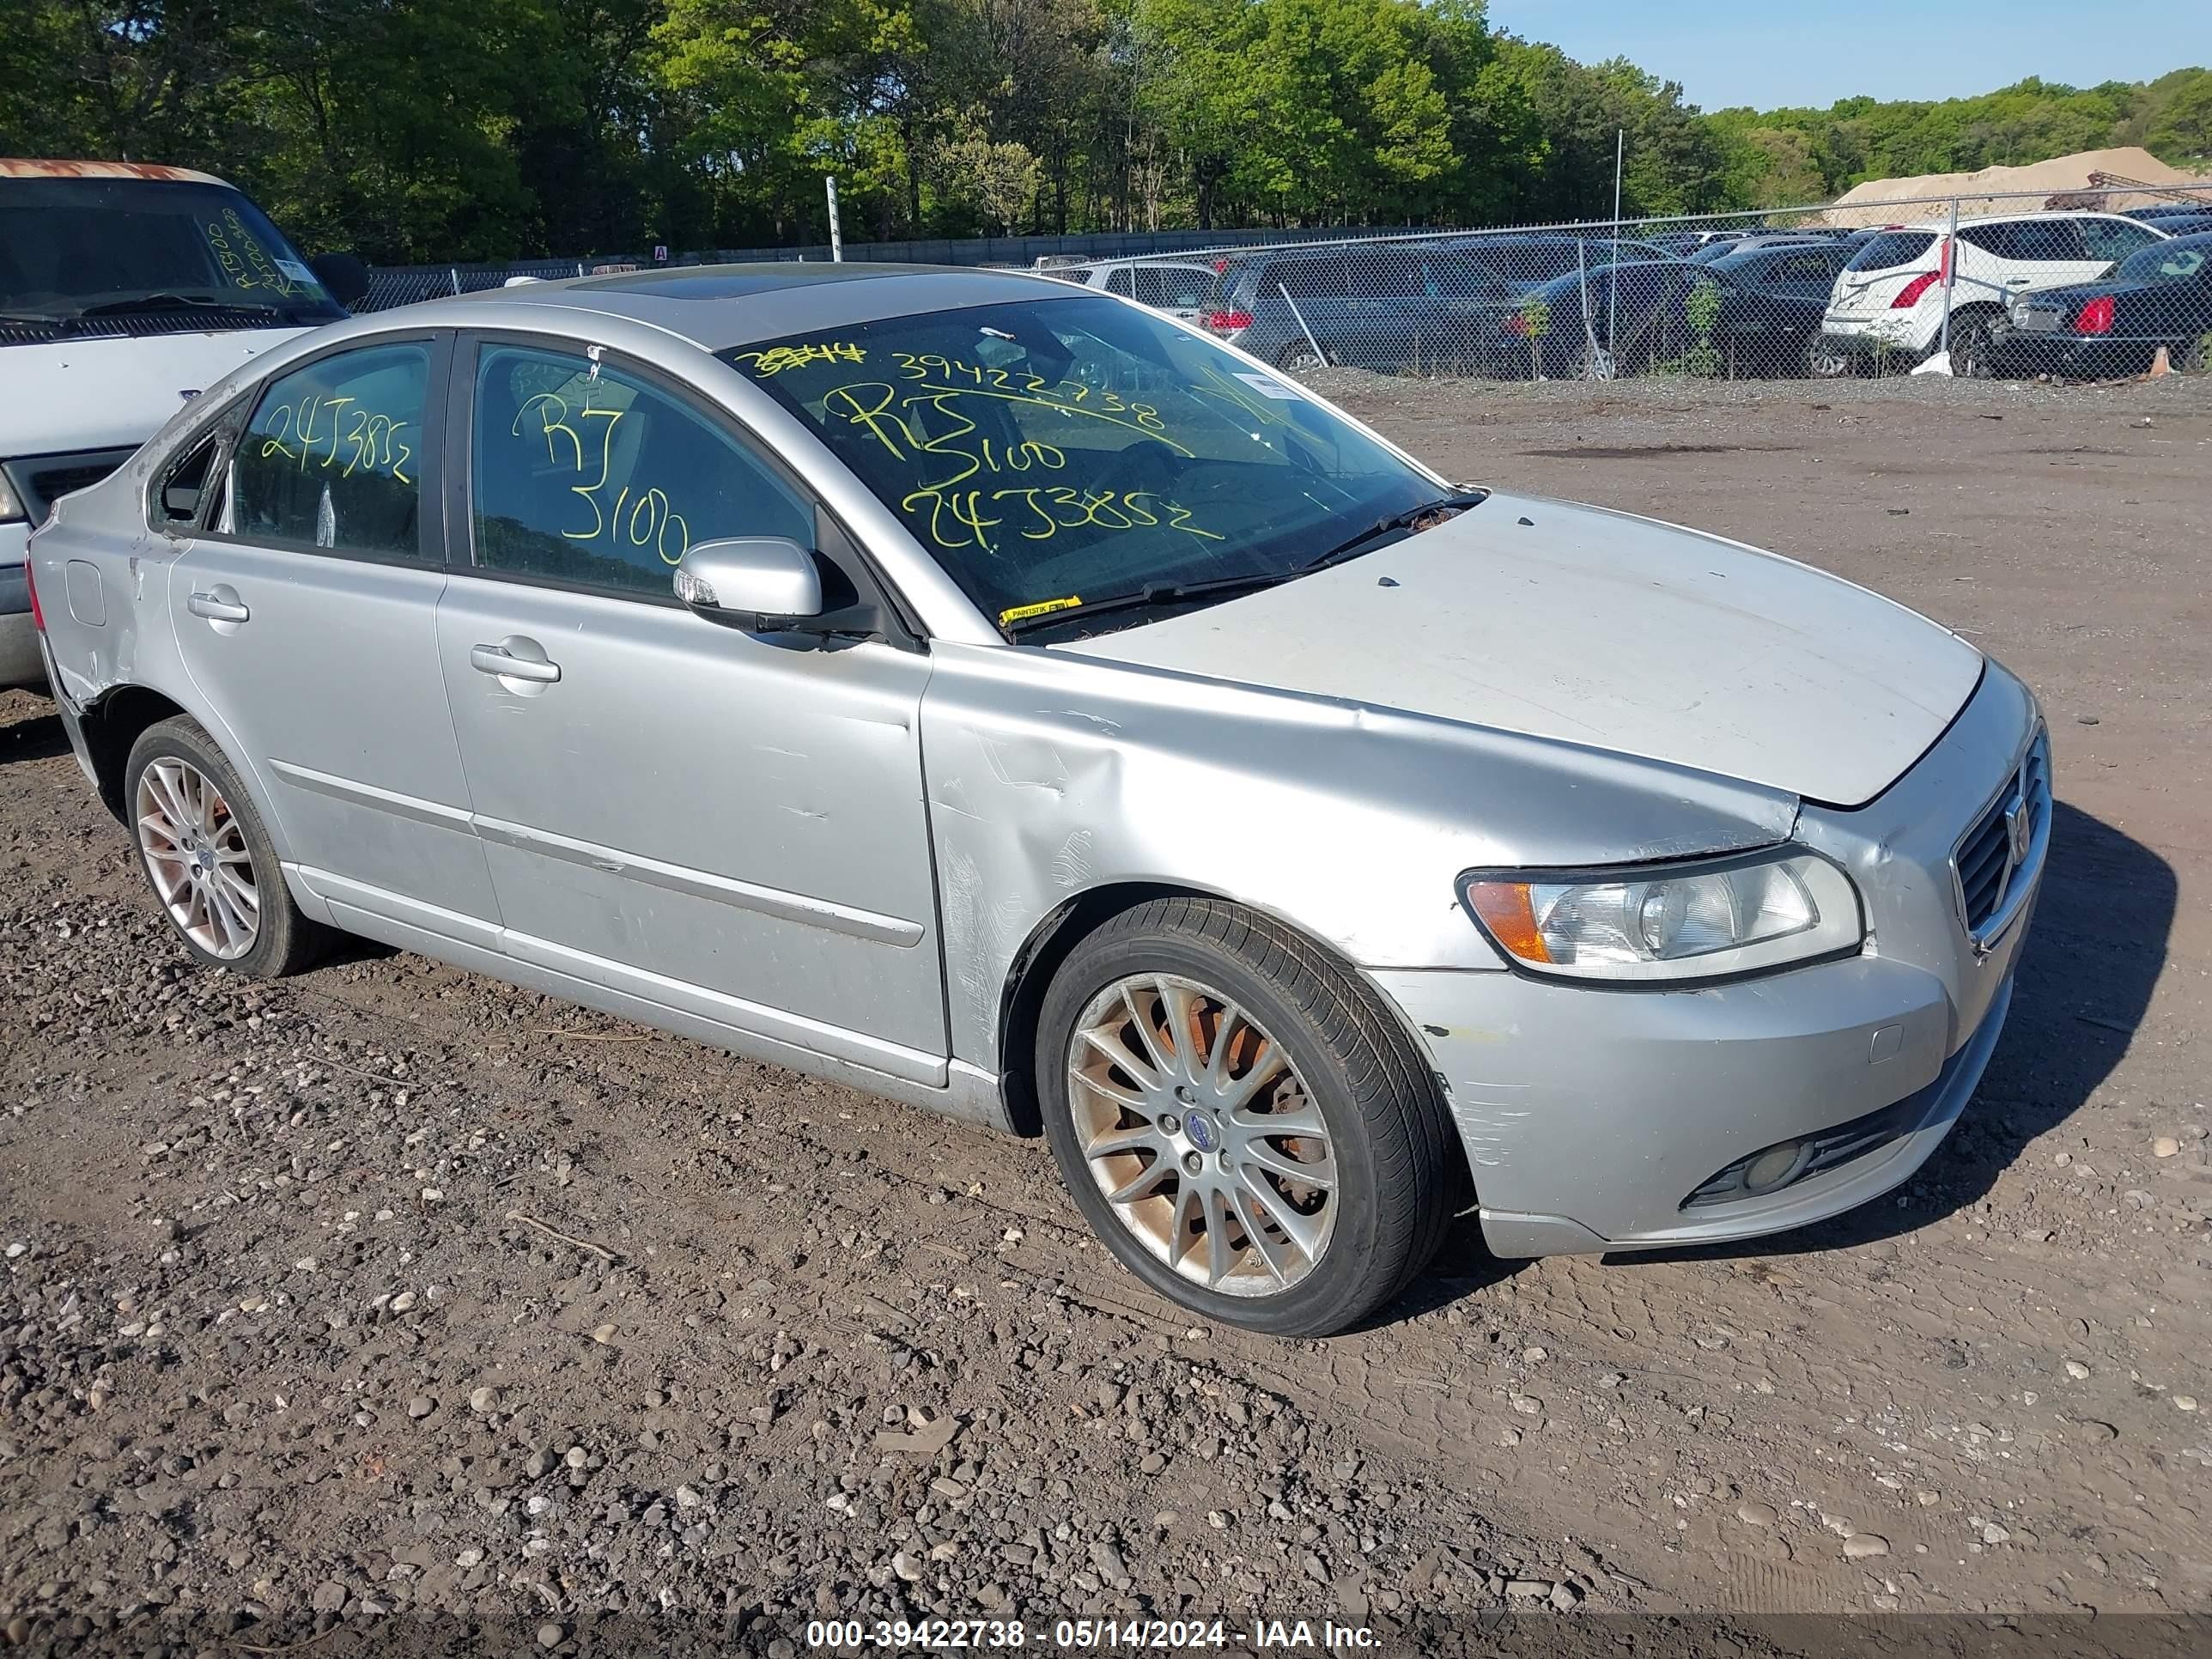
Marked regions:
[3,374,2209,1655]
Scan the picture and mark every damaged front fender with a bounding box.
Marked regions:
[919,640,1799,1075]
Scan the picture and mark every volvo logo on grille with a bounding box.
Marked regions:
[2003,794,2031,872]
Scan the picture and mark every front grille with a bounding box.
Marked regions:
[2,448,137,523]
[1954,736,2051,935]
[31,461,118,504]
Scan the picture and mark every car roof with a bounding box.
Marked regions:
[1079,256,1217,270]
[1893,210,2148,231]
[402,263,1088,351]
[1708,241,1846,267]
[1,156,230,187]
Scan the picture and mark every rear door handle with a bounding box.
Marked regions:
[469,643,562,684]
[187,591,250,623]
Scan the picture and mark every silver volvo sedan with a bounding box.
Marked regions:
[24,266,2048,1335]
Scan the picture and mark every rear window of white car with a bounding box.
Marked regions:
[1845,231,1936,272]
[1128,266,1212,308]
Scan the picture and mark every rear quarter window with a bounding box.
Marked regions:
[1846,232,1936,272]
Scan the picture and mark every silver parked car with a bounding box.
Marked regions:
[26,266,2048,1335]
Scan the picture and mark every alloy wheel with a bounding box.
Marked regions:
[1948,316,1994,379]
[1805,338,1853,379]
[136,757,259,959]
[1066,973,1336,1297]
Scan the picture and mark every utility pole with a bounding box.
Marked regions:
[1608,129,1624,361]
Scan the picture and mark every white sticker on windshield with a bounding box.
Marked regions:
[1234,372,1302,400]
[276,258,314,283]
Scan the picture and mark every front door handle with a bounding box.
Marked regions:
[469,643,562,684]
[187,591,250,623]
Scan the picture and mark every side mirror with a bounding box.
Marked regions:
[308,252,370,309]
[674,538,823,631]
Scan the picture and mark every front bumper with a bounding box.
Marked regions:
[1378,665,2044,1257]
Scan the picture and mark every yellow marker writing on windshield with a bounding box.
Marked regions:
[1000,595,1082,626]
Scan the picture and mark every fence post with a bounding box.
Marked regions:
[1936,195,1959,367]
[450,266,461,297]
[1279,283,1326,369]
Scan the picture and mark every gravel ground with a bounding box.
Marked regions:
[3,373,2209,1655]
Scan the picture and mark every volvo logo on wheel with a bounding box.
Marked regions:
[1183,1110,1218,1153]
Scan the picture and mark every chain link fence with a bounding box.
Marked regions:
[360,182,2212,385]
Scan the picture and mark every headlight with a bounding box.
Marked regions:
[1461,848,1863,984]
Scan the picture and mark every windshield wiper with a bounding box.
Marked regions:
[1002,569,1293,636]
[1294,489,1489,575]
[1004,490,1492,639]
[76,294,287,319]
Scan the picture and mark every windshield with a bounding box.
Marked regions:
[722,295,1445,635]
[0,176,344,332]
[2116,237,2209,283]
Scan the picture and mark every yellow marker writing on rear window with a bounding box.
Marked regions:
[999,595,1082,626]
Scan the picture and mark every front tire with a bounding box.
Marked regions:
[1036,898,1460,1336]
[125,716,329,978]
[1804,335,1855,379]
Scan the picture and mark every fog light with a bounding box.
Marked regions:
[1741,1142,1806,1194]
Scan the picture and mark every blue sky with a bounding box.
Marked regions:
[1484,1,2212,111]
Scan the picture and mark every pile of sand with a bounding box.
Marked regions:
[1821,147,2209,227]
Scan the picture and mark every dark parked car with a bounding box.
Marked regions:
[1477,242,1860,380]
[1203,237,1670,372]
[1990,230,2212,380]
[2124,204,2212,226]
[2108,211,2212,238]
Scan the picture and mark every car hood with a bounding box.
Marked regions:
[1060,493,1984,808]
[3,328,307,455]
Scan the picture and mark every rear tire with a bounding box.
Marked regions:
[125,716,329,979]
[1036,897,1461,1337]
[1948,310,1998,379]
[1275,340,1337,373]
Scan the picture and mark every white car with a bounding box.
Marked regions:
[1819,212,2167,376]
[1,158,358,690]
[1048,258,1220,325]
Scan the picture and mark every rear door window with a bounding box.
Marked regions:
[229,342,432,560]
[1966,221,2085,262]
[1129,266,1211,308]
[469,343,812,599]
[1771,252,1846,289]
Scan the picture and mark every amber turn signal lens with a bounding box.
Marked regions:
[1464,880,1552,963]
